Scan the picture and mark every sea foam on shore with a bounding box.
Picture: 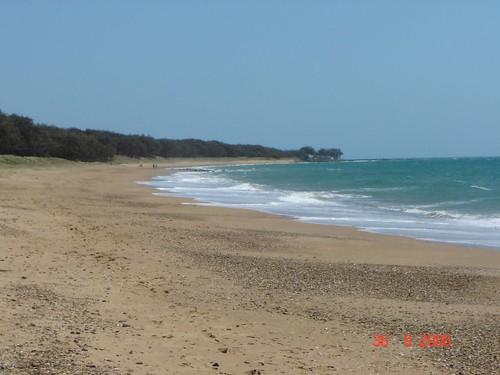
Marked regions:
[147,159,500,249]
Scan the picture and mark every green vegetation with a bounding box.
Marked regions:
[299,146,343,161]
[0,154,74,168]
[0,154,167,169]
[0,110,342,162]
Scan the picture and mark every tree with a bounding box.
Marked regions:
[0,110,342,162]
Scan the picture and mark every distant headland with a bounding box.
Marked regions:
[0,110,342,163]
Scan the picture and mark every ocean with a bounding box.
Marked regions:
[147,157,500,249]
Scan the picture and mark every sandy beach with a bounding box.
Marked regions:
[0,159,498,374]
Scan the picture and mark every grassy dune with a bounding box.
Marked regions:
[0,155,77,169]
[0,154,171,169]
[0,154,293,173]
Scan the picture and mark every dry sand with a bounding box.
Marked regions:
[0,159,498,374]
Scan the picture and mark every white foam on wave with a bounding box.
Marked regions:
[278,192,327,205]
[275,191,367,206]
[403,207,460,218]
[350,186,412,192]
[297,216,420,224]
[470,185,492,191]
[363,226,479,235]
[400,208,500,228]
[410,199,484,209]
[224,183,261,191]
[145,167,500,249]
[342,159,380,163]
[223,168,257,173]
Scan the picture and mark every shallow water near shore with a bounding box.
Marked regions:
[147,157,500,249]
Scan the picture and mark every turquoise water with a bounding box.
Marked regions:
[148,157,500,248]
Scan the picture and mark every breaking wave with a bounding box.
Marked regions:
[145,162,500,249]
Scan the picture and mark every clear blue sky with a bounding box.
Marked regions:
[1,1,499,158]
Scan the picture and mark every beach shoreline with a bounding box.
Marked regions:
[143,160,500,267]
[0,158,498,374]
[147,171,500,254]
[148,159,500,252]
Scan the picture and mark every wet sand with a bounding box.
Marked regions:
[0,159,498,374]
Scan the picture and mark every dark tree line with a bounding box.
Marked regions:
[0,111,341,162]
